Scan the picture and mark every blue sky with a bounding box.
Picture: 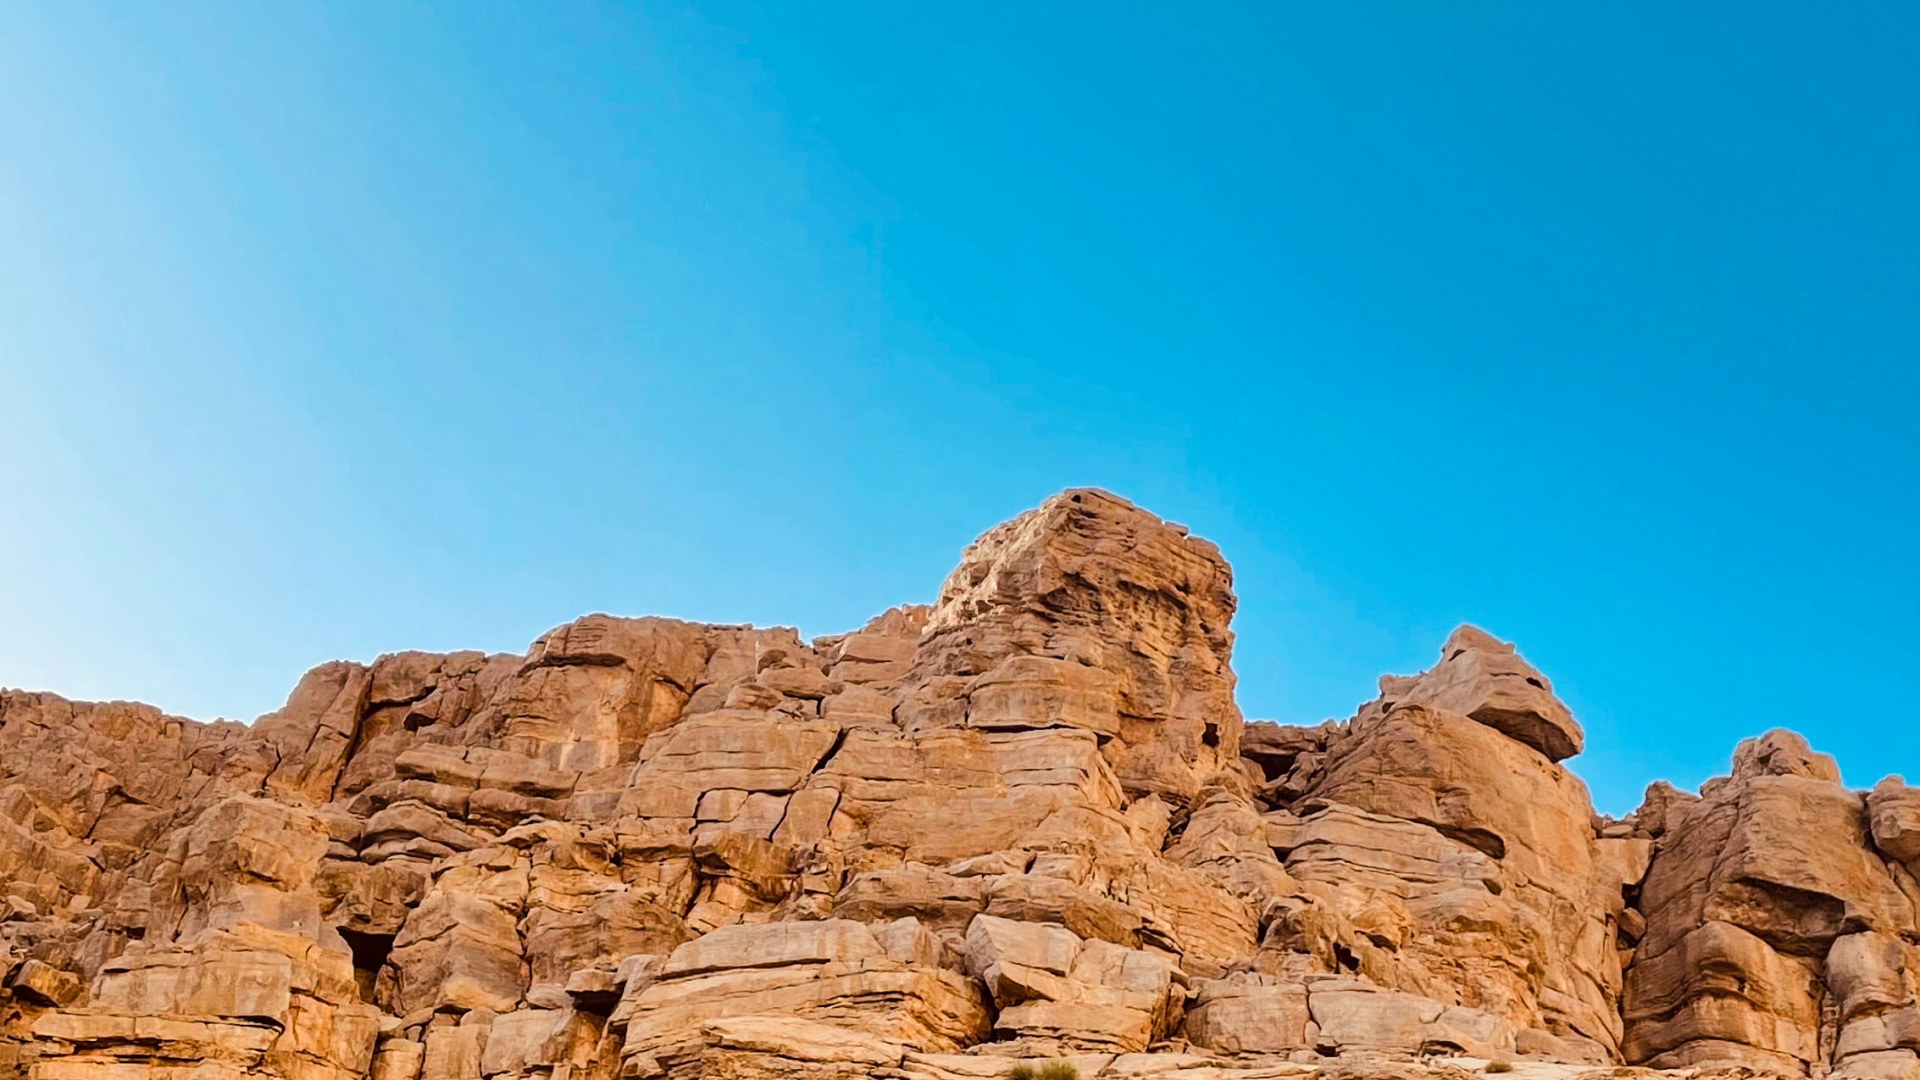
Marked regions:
[2,3,1914,813]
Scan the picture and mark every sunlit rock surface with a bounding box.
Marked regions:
[1,489,1907,1079]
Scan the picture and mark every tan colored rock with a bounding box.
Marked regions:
[1241,720,1336,783]
[966,913,1082,986]
[984,873,1146,948]
[821,683,897,726]
[34,907,382,1078]
[7,958,83,1007]
[691,1014,907,1078]
[1118,848,1263,975]
[369,1037,425,1080]
[1623,730,1915,1075]
[832,863,988,930]
[618,712,839,819]
[1165,794,1301,905]
[964,914,1183,1053]
[810,726,1123,865]
[1307,978,1515,1058]
[1827,930,1920,1062]
[2,489,1910,1080]
[618,919,989,1073]
[827,620,921,689]
[384,852,530,1015]
[522,890,690,989]
[1870,776,1920,865]
[254,662,374,805]
[1291,669,1621,1054]
[1183,975,1312,1054]
[905,489,1244,806]
[421,1020,486,1079]
[758,665,841,701]
[1732,728,1843,783]
[965,656,1122,739]
[1380,625,1582,762]
[1623,919,1822,1069]
[1836,1049,1920,1079]
[488,613,709,770]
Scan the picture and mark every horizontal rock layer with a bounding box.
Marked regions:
[1,488,1911,1080]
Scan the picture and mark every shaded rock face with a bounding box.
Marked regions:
[0,487,1908,1080]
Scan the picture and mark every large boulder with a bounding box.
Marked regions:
[615,919,989,1075]
[1869,776,1920,866]
[1380,625,1582,761]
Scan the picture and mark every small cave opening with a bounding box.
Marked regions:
[1332,942,1359,974]
[337,928,396,1004]
[571,981,621,1018]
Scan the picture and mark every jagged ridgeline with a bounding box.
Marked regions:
[2,489,1916,1080]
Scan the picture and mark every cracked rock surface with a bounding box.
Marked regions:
[1,489,1912,1080]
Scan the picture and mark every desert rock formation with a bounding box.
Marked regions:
[1,489,1912,1079]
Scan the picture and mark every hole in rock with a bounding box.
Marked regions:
[572,983,621,1017]
[337,928,396,1003]
[1332,943,1358,973]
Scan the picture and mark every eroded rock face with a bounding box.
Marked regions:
[905,488,1244,807]
[0,487,1905,1080]
[1621,729,1918,1077]
[1254,631,1624,1064]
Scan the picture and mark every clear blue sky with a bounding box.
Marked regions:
[2,4,1915,813]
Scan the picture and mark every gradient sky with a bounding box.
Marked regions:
[2,3,1915,813]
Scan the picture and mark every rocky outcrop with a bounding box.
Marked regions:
[1621,732,1920,1077]
[0,488,1908,1080]
[904,489,1244,807]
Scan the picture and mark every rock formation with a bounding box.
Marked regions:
[0,488,1910,1079]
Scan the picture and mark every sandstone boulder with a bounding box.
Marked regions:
[1379,625,1582,762]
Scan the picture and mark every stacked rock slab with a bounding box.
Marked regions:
[0,488,1911,1080]
[1621,732,1920,1078]
[1244,626,1628,1063]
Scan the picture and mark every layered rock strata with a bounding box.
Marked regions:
[0,488,1909,1080]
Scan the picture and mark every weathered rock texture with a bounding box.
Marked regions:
[0,489,1908,1080]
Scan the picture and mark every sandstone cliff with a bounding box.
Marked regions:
[1,489,1912,1080]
